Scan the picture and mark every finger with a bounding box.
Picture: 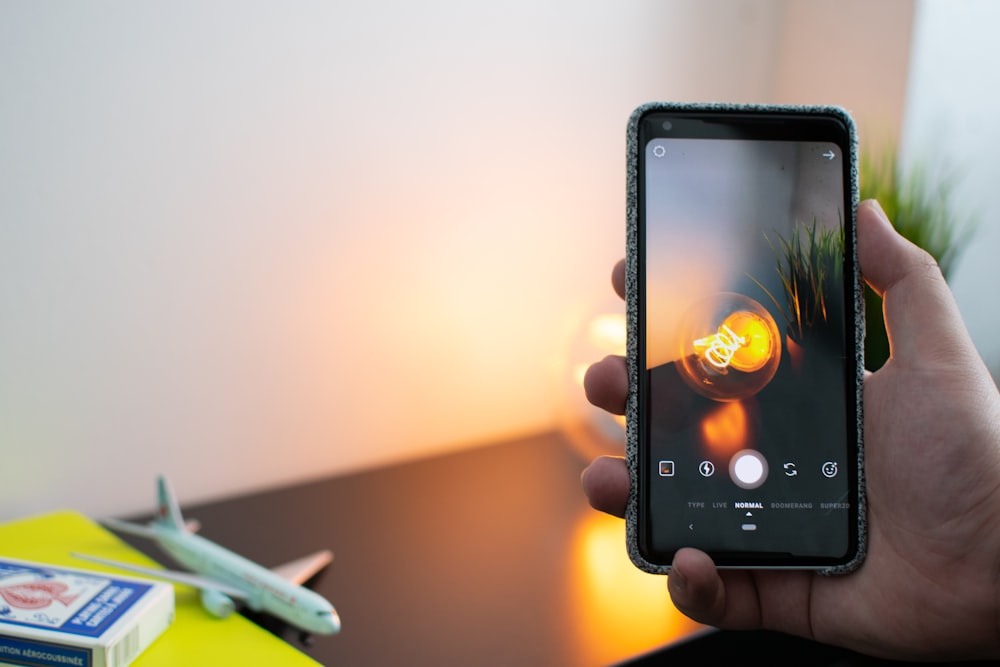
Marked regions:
[667,549,734,626]
[583,355,627,415]
[612,259,625,300]
[667,548,824,637]
[856,199,974,368]
[580,456,629,518]
[857,199,942,299]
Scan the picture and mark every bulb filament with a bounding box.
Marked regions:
[694,324,746,370]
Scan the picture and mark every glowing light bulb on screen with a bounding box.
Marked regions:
[693,311,775,373]
[693,324,745,371]
[676,294,781,401]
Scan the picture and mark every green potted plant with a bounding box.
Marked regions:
[860,148,976,368]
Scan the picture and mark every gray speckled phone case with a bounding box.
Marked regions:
[625,102,866,575]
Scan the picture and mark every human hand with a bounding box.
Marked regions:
[581,200,1000,660]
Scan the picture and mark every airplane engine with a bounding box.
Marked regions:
[200,588,235,618]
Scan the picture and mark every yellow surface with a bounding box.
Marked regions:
[0,511,321,666]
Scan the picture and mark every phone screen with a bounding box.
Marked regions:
[635,110,861,568]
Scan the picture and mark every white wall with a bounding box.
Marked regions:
[0,1,914,520]
[901,0,1000,376]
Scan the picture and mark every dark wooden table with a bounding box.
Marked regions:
[121,432,984,666]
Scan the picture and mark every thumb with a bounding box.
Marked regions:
[857,199,973,368]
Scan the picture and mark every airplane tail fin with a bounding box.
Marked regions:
[154,475,186,532]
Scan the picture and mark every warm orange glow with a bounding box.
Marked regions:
[722,310,776,372]
[677,295,782,402]
[568,512,703,666]
[692,310,776,373]
[700,401,750,455]
[588,313,626,353]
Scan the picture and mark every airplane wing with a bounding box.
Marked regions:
[72,553,249,600]
[270,550,334,586]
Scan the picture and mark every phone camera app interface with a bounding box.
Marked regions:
[641,125,854,562]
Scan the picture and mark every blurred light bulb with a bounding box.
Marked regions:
[676,293,781,401]
[560,308,627,462]
[588,313,626,353]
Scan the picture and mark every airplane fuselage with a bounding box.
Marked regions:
[155,527,338,635]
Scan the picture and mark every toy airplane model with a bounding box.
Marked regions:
[75,475,340,637]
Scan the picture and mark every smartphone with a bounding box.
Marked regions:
[625,103,865,572]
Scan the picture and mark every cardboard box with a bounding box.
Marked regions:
[0,557,174,667]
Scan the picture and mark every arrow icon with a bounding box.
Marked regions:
[822,150,835,160]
